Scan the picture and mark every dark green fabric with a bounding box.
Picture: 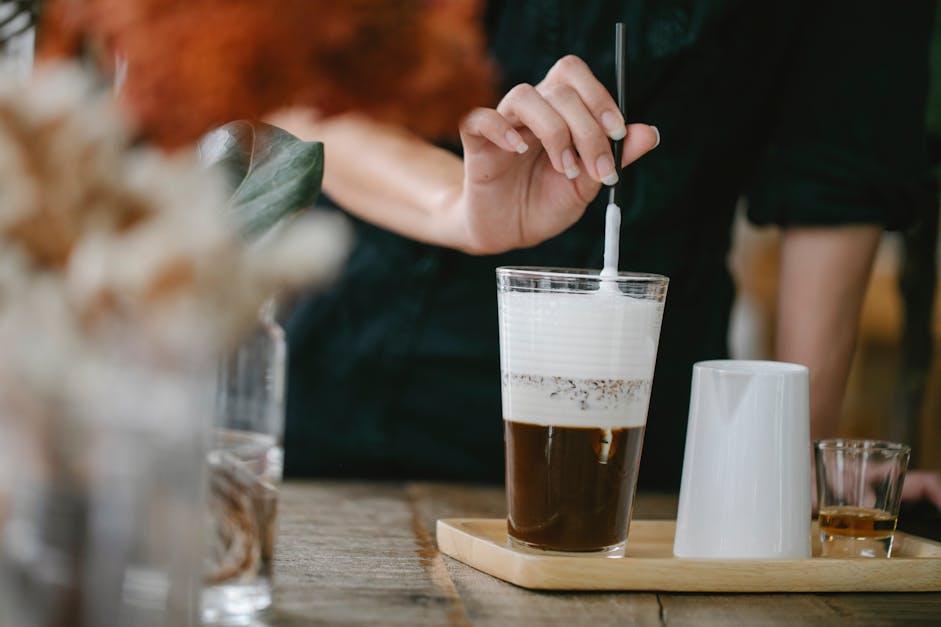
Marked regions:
[283,0,935,490]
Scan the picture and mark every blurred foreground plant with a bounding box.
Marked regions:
[0,1,39,43]
[0,60,351,627]
[0,63,351,404]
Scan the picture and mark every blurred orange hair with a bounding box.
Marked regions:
[40,0,496,148]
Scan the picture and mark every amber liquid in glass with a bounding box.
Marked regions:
[818,506,897,539]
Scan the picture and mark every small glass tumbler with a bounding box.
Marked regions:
[202,302,286,623]
[814,439,911,558]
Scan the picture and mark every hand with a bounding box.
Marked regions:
[454,55,659,254]
[902,470,941,511]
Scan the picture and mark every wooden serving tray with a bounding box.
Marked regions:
[436,518,941,592]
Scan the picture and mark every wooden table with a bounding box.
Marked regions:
[264,481,941,626]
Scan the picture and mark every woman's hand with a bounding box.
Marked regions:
[452,55,659,254]
[268,55,658,255]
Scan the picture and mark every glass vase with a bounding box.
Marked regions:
[202,300,286,624]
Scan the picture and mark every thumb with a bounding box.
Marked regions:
[619,124,660,168]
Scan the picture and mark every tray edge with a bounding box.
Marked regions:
[436,518,941,592]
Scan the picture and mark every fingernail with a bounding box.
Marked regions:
[601,111,627,140]
[505,129,528,153]
[650,125,660,149]
[597,154,618,186]
[561,148,580,180]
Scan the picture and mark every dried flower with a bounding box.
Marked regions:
[0,58,355,624]
[0,64,350,393]
[39,0,496,148]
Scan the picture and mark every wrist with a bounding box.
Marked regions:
[428,183,470,253]
[434,185,507,256]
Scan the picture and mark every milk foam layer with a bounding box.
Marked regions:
[498,289,663,428]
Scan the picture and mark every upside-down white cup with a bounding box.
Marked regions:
[673,360,811,559]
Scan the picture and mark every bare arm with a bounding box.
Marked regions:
[271,56,660,255]
[775,225,881,439]
[271,109,470,250]
[778,227,941,511]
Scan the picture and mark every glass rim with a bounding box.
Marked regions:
[813,438,911,454]
[694,359,807,375]
[496,266,668,284]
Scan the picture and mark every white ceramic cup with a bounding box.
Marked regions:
[673,360,811,559]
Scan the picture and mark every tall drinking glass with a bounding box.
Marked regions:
[497,267,668,556]
[202,302,286,623]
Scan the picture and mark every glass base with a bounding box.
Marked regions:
[819,532,894,558]
[201,580,272,625]
[508,535,626,558]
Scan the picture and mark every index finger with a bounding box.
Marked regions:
[540,55,627,141]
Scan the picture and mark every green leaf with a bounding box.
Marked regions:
[202,120,324,239]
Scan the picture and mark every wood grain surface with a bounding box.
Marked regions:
[260,481,941,626]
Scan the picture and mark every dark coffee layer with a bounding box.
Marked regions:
[504,420,645,552]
